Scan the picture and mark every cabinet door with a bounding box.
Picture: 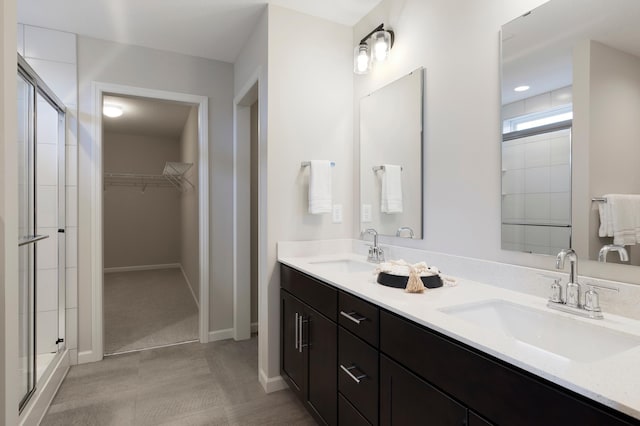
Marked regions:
[380,355,467,426]
[306,304,338,426]
[281,291,306,395]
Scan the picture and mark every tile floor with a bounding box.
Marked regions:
[104,268,199,354]
[41,336,315,425]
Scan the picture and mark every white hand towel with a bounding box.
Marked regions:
[308,160,332,214]
[381,164,403,214]
[598,201,614,237]
[606,194,640,246]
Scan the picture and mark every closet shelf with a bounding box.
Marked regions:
[104,162,195,192]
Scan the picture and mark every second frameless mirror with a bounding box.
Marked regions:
[359,68,424,238]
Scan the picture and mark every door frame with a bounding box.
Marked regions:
[232,68,263,341]
[89,82,209,361]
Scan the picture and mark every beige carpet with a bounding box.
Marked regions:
[104,268,198,354]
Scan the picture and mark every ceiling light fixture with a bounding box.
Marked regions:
[353,23,395,75]
[514,85,530,92]
[103,104,123,118]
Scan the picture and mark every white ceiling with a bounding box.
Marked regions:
[17,0,381,63]
[103,95,193,139]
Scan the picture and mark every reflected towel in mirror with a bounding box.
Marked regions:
[599,194,640,245]
[381,164,403,214]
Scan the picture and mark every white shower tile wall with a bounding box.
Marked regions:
[20,24,79,361]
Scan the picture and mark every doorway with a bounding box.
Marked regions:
[89,83,209,361]
[102,94,200,355]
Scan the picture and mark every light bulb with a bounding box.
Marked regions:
[357,51,369,72]
[354,44,371,74]
[374,40,388,61]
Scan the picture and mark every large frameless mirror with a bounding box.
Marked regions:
[359,68,424,239]
[500,0,640,266]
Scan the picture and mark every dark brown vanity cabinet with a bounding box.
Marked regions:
[280,264,640,426]
[281,265,338,425]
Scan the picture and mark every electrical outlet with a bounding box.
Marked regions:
[361,204,372,222]
[332,204,343,223]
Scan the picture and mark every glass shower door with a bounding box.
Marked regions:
[17,71,36,411]
[17,56,66,413]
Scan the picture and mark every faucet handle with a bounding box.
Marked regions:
[582,282,619,313]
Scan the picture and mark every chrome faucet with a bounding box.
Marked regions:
[547,248,618,319]
[395,226,414,238]
[363,228,385,263]
[556,248,580,307]
[598,244,629,263]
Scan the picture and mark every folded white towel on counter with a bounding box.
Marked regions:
[308,160,332,214]
[600,194,640,245]
[381,164,403,214]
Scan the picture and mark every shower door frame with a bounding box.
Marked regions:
[17,54,67,412]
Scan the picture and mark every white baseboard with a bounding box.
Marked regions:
[259,369,287,393]
[208,328,234,342]
[78,349,102,364]
[19,350,70,426]
[179,265,200,309]
[104,263,181,273]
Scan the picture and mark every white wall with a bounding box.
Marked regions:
[77,36,234,355]
[180,107,200,301]
[103,132,181,268]
[1,0,19,422]
[264,5,354,381]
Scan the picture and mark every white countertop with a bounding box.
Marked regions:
[278,251,640,420]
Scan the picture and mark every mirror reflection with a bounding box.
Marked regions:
[359,68,423,238]
[500,0,640,266]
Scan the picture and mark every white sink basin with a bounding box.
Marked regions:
[308,259,374,274]
[440,300,640,363]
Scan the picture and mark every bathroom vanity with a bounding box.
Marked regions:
[279,244,640,425]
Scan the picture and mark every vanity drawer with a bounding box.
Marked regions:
[339,393,371,426]
[339,291,379,347]
[280,264,337,321]
[380,310,636,426]
[339,328,378,425]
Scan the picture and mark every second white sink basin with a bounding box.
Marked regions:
[440,299,640,363]
[308,259,374,274]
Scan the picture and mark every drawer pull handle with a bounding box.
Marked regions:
[340,364,367,384]
[294,312,299,349]
[340,311,367,325]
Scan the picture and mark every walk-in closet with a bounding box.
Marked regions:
[102,94,200,355]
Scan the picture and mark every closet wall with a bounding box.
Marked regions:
[103,133,181,268]
[180,106,199,302]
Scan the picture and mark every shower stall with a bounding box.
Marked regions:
[17,55,66,412]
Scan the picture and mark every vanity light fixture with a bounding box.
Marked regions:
[353,23,395,75]
[514,85,530,92]
[103,104,123,118]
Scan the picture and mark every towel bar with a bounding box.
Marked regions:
[592,198,607,203]
[372,165,403,172]
[301,161,335,168]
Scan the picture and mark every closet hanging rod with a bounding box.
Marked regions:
[372,165,403,172]
[301,161,336,168]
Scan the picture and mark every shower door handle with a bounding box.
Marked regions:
[18,234,49,247]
